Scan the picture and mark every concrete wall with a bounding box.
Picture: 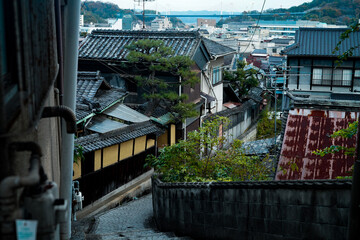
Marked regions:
[152,178,351,240]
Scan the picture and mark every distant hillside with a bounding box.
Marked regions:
[81,1,135,24]
[81,1,184,27]
[219,0,360,26]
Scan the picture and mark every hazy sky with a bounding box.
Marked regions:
[95,0,312,12]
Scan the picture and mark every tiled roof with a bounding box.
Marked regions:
[252,49,267,55]
[154,177,352,189]
[246,87,263,103]
[77,71,110,101]
[270,38,293,45]
[282,28,360,57]
[76,71,127,121]
[242,138,276,155]
[202,38,236,57]
[276,108,358,180]
[75,120,164,153]
[78,30,204,61]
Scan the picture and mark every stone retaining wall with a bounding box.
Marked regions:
[152,178,351,240]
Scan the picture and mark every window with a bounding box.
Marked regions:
[312,68,352,86]
[354,70,360,87]
[212,67,221,85]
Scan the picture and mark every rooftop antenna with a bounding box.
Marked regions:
[134,0,155,29]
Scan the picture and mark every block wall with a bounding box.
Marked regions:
[152,178,351,240]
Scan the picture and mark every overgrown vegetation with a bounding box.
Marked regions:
[73,142,84,165]
[223,61,259,99]
[312,121,357,179]
[146,116,271,182]
[256,109,282,140]
[125,39,199,121]
[313,121,358,157]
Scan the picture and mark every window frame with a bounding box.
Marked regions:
[312,67,353,87]
[212,67,221,85]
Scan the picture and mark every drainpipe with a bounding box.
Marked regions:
[179,76,186,140]
[347,119,360,239]
[55,0,64,105]
[201,67,218,111]
[200,95,207,128]
[61,0,80,239]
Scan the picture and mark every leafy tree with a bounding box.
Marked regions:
[223,60,259,99]
[146,116,271,182]
[312,121,357,179]
[125,39,199,121]
[313,121,357,157]
[333,22,360,64]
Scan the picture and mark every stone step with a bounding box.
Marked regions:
[88,228,192,240]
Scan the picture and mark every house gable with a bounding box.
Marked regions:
[282,28,360,58]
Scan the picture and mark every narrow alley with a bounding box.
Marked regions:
[71,194,192,240]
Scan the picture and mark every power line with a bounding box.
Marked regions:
[240,0,267,56]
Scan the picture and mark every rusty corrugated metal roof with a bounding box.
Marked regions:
[276,109,358,180]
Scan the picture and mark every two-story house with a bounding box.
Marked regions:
[202,38,236,114]
[78,30,212,139]
[277,28,360,180]
[282,28,360,100]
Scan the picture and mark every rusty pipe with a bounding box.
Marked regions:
[41,106,77,133]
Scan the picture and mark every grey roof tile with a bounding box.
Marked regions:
[282,28,360,57]
[76,71,127,121]
[202,38,236,57]
[75,121,164,153]
[78,30,204,60]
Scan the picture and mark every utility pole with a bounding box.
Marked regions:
[134,0,155,29]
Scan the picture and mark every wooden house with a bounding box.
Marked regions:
[78,30,212,139]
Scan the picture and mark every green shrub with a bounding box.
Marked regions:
[146,116,271,182]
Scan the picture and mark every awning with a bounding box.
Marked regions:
[200,92,216,102]
[103,103,150,123]
[87,116,128,134]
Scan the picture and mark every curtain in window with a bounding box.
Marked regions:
[313,68,322,85]
[343,69,352,86]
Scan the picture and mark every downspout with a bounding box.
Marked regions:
[199,95,207,160]
[179,76,186,141]
[347,110,360,240]
[200,95,207,128]
[202,65,218,111]
[55,0,64,105]
[61,0,80,239]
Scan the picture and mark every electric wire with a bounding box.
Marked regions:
[240,0,267,56]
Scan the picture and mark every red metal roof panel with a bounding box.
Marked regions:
[276,109,358,180]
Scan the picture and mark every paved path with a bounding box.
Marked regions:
[71,194,191,240]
